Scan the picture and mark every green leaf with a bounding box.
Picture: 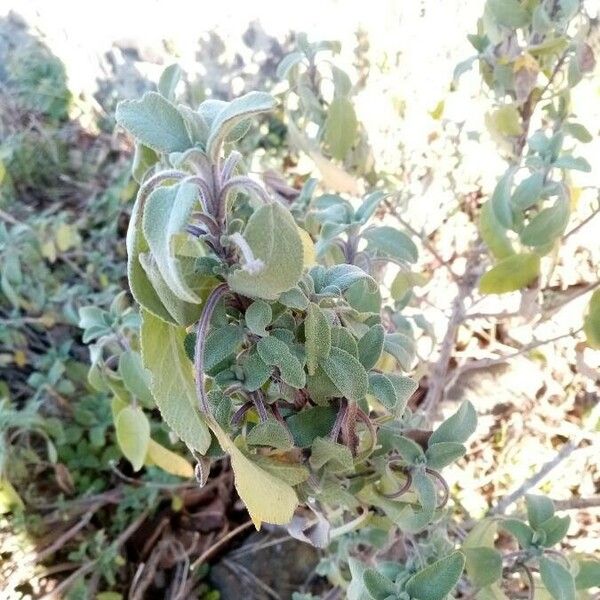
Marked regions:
[345,278,382,314]
[363,226,418,263]
[429,401,476,445]
[277,51,306,79]
[574,560,600,590]
[331,326,358,357]
[479,199,515,260]
[305,302,332,375]
[209,422,298,528]
[554,155,591,172]
[242,351,271,392]
[390,271,428,301]
[563,123,592,143]
[464,547,503,588]
[158,64,182,101]
[206,91,276,159]
[324,97,357,160]
[512,172,544,210]
[363,569,397,600]
[426,442,466,469]
[385,374,418,413]
[584,290,600,349]
[539,515,570,547]
[115,406,150,472]
[520,197,569,247]
[279,287,309,310]
[525,494,555,529]
[118,350,154,408]
[500,519,534,548]
[383,332,415,371]
[228,203,304,301]
[486,0,530,28]
[463,518,498,549]
[309,437,353,472]
[321,347,368,402]
[245,300,272,336]
[286,405,338,447]
[405,551,465,600]
[137,252,207,326]
[316,264,377,296]
[116,92,191,153]
[141,309,211,453]
[251,455,310,486]
[540,556,576,600]
[491,169,516,229]
[257,336,306,388]
[368,372,399,410]
[143,182,201,303]
[127,184,180,324]
[479,253,540,294]
[355,191,385,224]
[393,435,425,465]
[247,419,293,450]
[204,325,245,372]
[358,324,384,370]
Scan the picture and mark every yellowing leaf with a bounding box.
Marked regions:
[375,351,397,373]
[13,350,27,368]
[429,99,445,120]
[140,310,212,454]
[584,289,600,349]
[55,223,80,252]
[111,396,128,420]
[145,439,194,478]
[0,477,24,514]
[41,240,57,263]
[115,406,150,472]
[209,421,298,528]
[297,226,316,267]
[513,53,539,73]
[488,105,523,137]
[479,253,540,294]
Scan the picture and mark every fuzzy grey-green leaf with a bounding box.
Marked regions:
[358,324,384,370]
[245,300,272,336]
[429,400,476,445]
[228,203,304,301]
[405,551,465,600]
[321,347,368,402]
[116,92,191,153]
[143,183,201,304]
[207,91,276,159]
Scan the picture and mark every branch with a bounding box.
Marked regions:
[449,328,582,383]
[552,495,600,511]
[490,441,580,515]
[423,247,481,417]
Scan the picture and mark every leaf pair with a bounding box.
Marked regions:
[363,551,465,600]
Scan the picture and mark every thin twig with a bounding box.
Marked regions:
[490,441,580,515]
[423,248,481,417]
[552,495,600,511]
[189,520,254,570]
[385,199,459,284]
[449,328,582,383]
[564,207,600,239]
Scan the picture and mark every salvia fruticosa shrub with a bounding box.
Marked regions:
[99,6,600,600]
